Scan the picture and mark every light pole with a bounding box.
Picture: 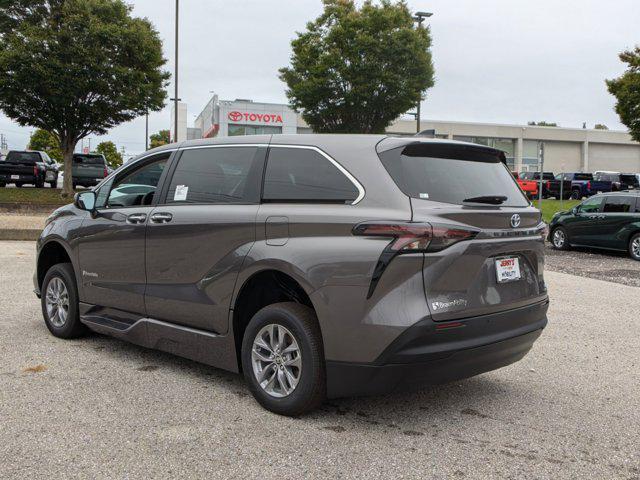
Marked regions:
[413,11,433,134]
[145,111,149,151]
[171,0,180,143]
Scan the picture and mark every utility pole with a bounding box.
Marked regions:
[413,11,433,134]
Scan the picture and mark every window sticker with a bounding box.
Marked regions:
[174,185,189,201]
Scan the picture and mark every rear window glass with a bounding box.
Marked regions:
[621,175,639,186]
[73,155,105,165]
[603,196,636,213]
[574,173,593,181]
[379,143,529,207]
[6,151,40,164]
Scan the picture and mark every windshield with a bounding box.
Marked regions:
[6,151,40,164]
[379,143,529,207]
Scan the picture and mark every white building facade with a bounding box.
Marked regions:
[186,95,640,174]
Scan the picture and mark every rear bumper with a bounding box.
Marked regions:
[326,300,548,398]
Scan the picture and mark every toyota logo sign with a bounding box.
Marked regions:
[228,111,243,122]
[510,214,521,228]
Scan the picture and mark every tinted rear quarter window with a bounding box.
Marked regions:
[379,143,529,207]
[603,196,636,213]
[74,155,105,165]
[166,147,262,204]
[263,147,359,203]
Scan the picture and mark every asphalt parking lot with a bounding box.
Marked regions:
[1,241,639,479]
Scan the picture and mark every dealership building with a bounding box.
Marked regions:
[177,94,640,174]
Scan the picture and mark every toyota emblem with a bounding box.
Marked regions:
[228,111,243,122]
[510,214,521,228]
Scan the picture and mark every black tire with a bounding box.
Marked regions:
[551,226,570,250]
[35,179,44,188]
[570,189,581,200]
[15,183,23,188]
[41,263,87,339]
[629,233,640,261]
[241,302,326,416]
[0,182,5,188]
[49,181,57,188]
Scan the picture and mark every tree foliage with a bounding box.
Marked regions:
[279,0,434,134]
[0,0,169,196]
[527,121,558,127]
[594,123,609,130]
[28,129,62,162]
[150,129,170,149]
[607,47,640,142]
[96,140,122,168]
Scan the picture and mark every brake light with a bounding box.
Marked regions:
[587,181,591,191]
[103,167,108,178]
[546,180,551,190]
[34,165,38,177]
[352,222,478,253]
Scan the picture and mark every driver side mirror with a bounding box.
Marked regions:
[572,206,580,215]
[74,191,96,214]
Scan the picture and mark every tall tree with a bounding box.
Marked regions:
[95,141,123,169]
[28,129,63,162]
[279,0,434,134]
[0,0,169,197]
[149,129,171,149]
[607,47,640,142]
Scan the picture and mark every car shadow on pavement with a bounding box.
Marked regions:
[69,327,522,433]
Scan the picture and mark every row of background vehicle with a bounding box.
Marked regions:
[513,170,640,200]
[0,150,111,188]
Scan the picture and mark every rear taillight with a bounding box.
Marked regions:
[352,222,478,253]
[34,165,38,177]
[103,167,108,178]
[587,181,591,191]
[546,180,551,190]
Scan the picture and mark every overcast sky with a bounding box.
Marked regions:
[1,0,639,156]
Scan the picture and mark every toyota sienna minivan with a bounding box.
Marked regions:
[34,135,548,416]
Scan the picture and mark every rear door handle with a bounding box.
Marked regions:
[150,212,173,224]
[126,213,147,224]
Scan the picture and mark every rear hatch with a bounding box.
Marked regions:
[377,140,547,322]
[0,151,40,177]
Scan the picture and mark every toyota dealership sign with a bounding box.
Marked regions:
[228,111,284,124]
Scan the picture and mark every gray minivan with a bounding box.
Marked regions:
[34,135,548,415]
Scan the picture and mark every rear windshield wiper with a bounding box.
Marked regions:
[462,195,508,205]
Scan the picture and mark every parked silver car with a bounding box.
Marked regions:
[34,135,548,415]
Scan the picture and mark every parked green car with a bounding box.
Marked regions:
[548,191,640,260]
[72,153,109,188]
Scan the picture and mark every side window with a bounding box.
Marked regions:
[105,158,168,208]
[263,147,359,203]
[603,196,634,213]
[166,147,262,204]
[579,197,602,213]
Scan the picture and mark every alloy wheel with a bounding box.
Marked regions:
[632,237,640,259]
[553,229,565,249]
[251,324,302,398]
[45,277,69,328]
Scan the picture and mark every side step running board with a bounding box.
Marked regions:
[80,315,239,373]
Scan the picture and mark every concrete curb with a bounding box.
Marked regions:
[0,229,41,241]
[0,203,64,214]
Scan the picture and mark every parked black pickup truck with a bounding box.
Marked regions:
[0,150,59,188]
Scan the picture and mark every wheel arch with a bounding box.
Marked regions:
[231,266,321,373]
[37,240,76,291]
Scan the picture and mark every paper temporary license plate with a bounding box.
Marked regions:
[11,175,19,180]
[495,257,521,283]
